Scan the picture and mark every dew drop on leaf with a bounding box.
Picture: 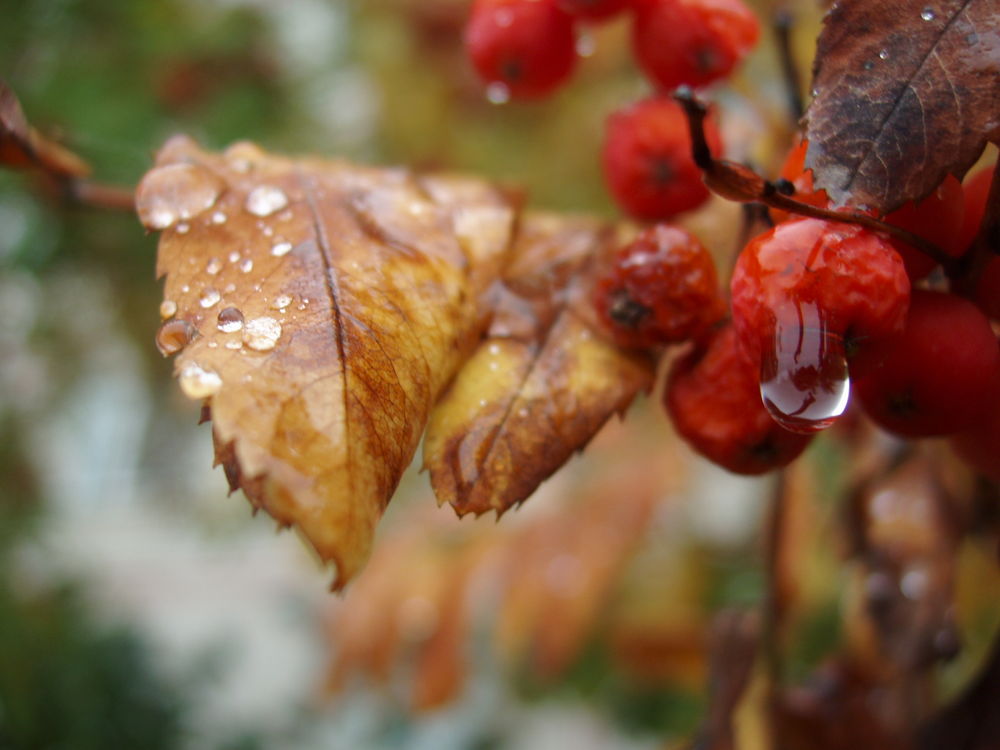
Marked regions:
[199,287,221,309]
[135,163,224,229]
[217,306,245,333]
[156,318,195,356]
[178,362,223,399]
[159,299,178,319]
[242,316,282,351]
[271,241,292,257]
[245,185,289,217]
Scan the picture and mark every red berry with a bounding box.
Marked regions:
[557,0,632,21]
[632,0,760,91]
[465,0,577,99]
[883,174,965,281]
[665,323,812,474]
[731,218,910,373]
[951,392,1000,482]
[958,164,995,253]
[854,290,1000,438]
[602,95,722,220]
[593,224,723,349]
[972,257,1000,321]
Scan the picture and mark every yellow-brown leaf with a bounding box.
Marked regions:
[423,212,655,516]
[139,136,516,589]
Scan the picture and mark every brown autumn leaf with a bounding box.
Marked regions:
[804,0,1000,213]
[422,213,655,517]
[0,78,90,179]
[138,135,517,589]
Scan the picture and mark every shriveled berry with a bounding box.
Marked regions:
[665,323,812,475]
[465,0,577,99]
[602,95,722,220]
[730,217,910,377]
[557,0,632,21]
[593,224,723,349]
[632,0,760,91]
[855,290,1000,438]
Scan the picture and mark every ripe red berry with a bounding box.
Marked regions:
[632,0,760,91]
[665,323,812,474]
[465,0,577,99]
[883,174,965,281]
[593,224,723,349]
[730,218,910,432]
[602,95,722,220]
[731,218,910,371]
[557,0,632,21]
[854,290,1000,438]
[957,164,995,253]
[951,393,1000,482]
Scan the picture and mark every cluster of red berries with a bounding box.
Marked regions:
[464,0,760,220]
[595,155,1000,478]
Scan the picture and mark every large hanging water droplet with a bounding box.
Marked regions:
[156,319,196,356]
[136,163,224,230]
[245,185,289,217]
[758,301,850,433]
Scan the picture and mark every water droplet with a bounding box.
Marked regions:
[205,257,223,275]
[271,241,292,257]
[485,82,511,105]
[864,60,875,70]
[879,49,890,60]
[576,32,596,57]
[223,283,236,294]
[135,162,224,229]
[156,319,195,355]
[179,363,223,399]
[211,211,227,224]
[759,301,850,433]
[176,222,190,234]
[225,339,243,350]
[217,306,245,333]
[243,316,282,351]
[180,284,190,293]
[239,258,254,273]
[271,294,292,310]
[920,7,935,20]
[159,300,178,319]
[261,225,274,237]
[228,250,241,263]
[245,185,289,216]
[199,288,221,308]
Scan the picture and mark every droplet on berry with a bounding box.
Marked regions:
[759,300,850,434]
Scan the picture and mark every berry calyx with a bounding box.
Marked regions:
[854,290,1000,438]
[632,0,760,91]
[665,323,812,474]
[602,95,722,220]
[465,0,578,99]
[593,223,723,349]
[557,0,632,21]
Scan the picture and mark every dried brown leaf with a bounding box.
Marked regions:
[423,213,655,517]
[139,136,516,589]
[804,0,1000,212]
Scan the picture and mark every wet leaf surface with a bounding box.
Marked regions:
[423,213,655,517]
[804,0,1000,212]
[140,135,516,589]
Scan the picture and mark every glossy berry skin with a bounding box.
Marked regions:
[883,174,965,280]
[557,0,632,21]
[855,290,1000,438]
[731,217,910,376]
[593,224,723,349]
[465,0,577,99]
[632,0,760,91]
[602,96,722,220]
[665,323,812,475]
